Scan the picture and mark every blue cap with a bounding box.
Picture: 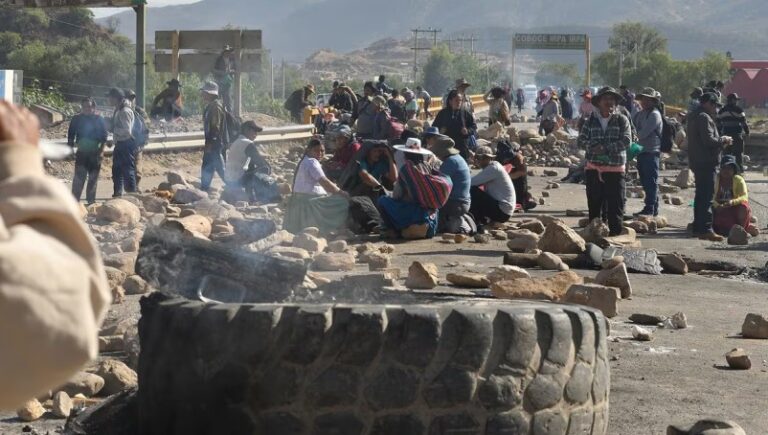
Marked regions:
[423,126,440,137]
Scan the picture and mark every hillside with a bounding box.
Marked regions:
[103,0,768,60]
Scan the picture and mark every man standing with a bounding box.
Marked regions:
[578,87,632,236]
[416,86,432,119]
[717,93,750,172]
[68,97,108,205]
[433,90,477,160]
[124,89,149,190]
[200,81,227,192]
[687,92,733,241]
[633,88,664,217]
[106,87,136,197]
[376,75,392,95]
[454,78,474,113]
[285,84,315,124]
[470,146,516,229]
[213,45,236,111]
[619,85,636,115]
[328,82,355,113]
[353,82,378,139]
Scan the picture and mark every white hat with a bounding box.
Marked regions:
[394,138,431,155]
[199,81,219,96]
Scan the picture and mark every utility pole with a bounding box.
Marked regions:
[281,59,286,100]
[455,35,479,57]
[618,39,624,86]
[411,28,442,81]
[270,56,274,100]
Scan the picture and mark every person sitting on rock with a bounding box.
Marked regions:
[495,140,537,211]
[470,146,516,231]
[284,138,349,234]
[378,141,449,239]
[150,78,183,121]
[323,125,361,181]
[225,120,280,204]
[429,136,476,234]
[713,155,759,237]
[0,101,110,409]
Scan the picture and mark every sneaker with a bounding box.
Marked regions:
[697,231,725,242]
[524,200,538,211]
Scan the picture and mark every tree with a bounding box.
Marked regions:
[608,22,667,58]
[421,44,455,96]
[534,63,583,89]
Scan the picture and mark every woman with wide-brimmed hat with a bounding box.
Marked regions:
[578,86,633,236]
[632,87,664,217]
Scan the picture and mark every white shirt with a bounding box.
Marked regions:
[598,114,611,131]
[293,157,327,195]
[226,135,253,184]
[471,161,516,215]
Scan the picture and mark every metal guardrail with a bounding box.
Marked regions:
[42,124,316,156]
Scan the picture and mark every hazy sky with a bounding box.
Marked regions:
[91,0,198,18]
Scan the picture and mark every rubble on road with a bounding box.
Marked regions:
[491,270,583,301]
[405,262,439,289]
[725,348,752,370]
[17,399,45,422]
[564,283,620,317]
[742,313,768,339]
[630,313,667,325]
[667,419,746,435]
[446,273,490,288]
[631,325,653,341]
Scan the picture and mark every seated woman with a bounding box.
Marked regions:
[378,141,452,239]
[713,155,759,237]
[225,121,281,204]
[322,125,360,181]
[342,140,398,201]
[470,146,517,230]
[284,138,349,234]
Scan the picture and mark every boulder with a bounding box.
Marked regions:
[293,233,328,253]
[670,196,684,206]
[405,262,439,289]
[506,229,540,252]
[446,273,491,288]
[97,199,141,226]
[667,419,746,435]
[626,221,649,234]
[631,325,653,341]
[659,253,688,275]
[454,234,469,244]
[58,372,105,397]
[742,313,768,339]
[104,266,127,290]
[123,275,151,295]
[518,220,545,234]
[312,253,356,271]
[166,170,191,187]
[52,391,73,418]
[17,399,45,422]
[474,233,492,244]
[537,252,569,271]
[327,240,348,253]
[564,284,620,318]
[673,169,694,189]
[172,185,208,204]
[491,271,583,301]
[629,314,666,325]
[487,265,531,284]
[670,312,688,329]
[538,221,586,254]
[163,215,213,238]
[267,246,311,260]
[725,348,751,370]
[490,230,507,240]
[595,263,632,299]
[103,253,137,275]
[728,225,749,245]
[94,359,138,396]
[366,252,391,271]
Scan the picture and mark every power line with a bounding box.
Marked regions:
[411,28,441,80]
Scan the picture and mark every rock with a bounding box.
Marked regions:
[491,271,583,301]
[631,325,653,341]
[541,191,550,198]
[726,348,751,370]
[486,265,531,283]
[58,372,105,397]
[667,419,746,435]
[599,227,639,248]
[112,285,126,304]
[97,199,141,226]
[626,221,649,234]
[601,256,624,270]
[104,253,137,275]
[312,253,356,271]
[670,312,688,329]
[659,253,688,275]
[580,218,610,244]
[366,252,392,271]
[94,359,138,396]
[728,225,749,245]
[674,169,694,189]
[17,399,45,422]
[327,240,348,253]
[543,169,559,176]
[405,262,439,289]
[474,233,492,244]
[539,197,546,205]
[537,252,569,271]
[99,335,125,352]
[172,185,208,204]
[379,244,396,254]
[166,170,190,187]
[647,220,658,234]
[539,221,586,254]
[293,233,328,253]
[120,235,141,253]
[595,263,632,299]
[577,217,590,228]
[446,273,491,288]
[506,229,540,252]
[104,266,127,290]
[301,227,321,237]
[564,284,620,318]
[549,182,561,189]
[454,234,469,244]
[490,230,507,240]
[629,314,667,325]
[659,184,680,194]
[51,391,73,418]
[164,215,213,237]
[742,313,768,339]
[246,230,294,252]
[670,196,684,206]
[101,243,122,256]
[518,220,545,234]
[268,246,311,260]
[123,275,150,295]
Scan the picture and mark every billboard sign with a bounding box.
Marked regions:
[514,33,588,50]
[0,0,145,7]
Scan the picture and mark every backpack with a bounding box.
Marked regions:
[131,109,150,148]
[222,108,242,148]
[386,115,405,141]
[495,139,518,165]
[400,160,453,211]
[659,115,678,153]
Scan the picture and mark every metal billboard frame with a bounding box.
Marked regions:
[512,33,591,89]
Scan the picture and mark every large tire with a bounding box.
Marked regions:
[138,293,609,435]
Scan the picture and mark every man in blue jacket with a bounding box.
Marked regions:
[632,88,663,217]
[68,97,108,205]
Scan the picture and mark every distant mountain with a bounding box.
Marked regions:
[102,0,768,60]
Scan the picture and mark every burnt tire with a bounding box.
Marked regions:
[138,293,609,435]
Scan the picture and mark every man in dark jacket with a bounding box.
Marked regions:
[375,75,392,95]
[717,93,750,172]
[200,81,227,192]
[285,84,315,123]
[328,82,355,113]
[68,97,108,205]
[687,92,733,241]
[150,78,183,121]
[353,82,378,139]
[213,45,236,111]
[432,89,477,160]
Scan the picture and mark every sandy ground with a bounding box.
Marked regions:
[3,126,768,434]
